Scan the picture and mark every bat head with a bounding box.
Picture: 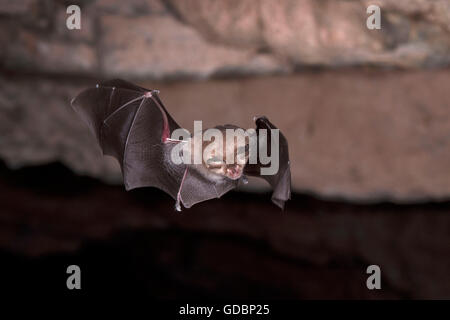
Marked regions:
[202,127,249,180]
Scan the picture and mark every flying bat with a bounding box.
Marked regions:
[71,79,291,211]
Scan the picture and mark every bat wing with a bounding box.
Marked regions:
[71,79,186,200]
[180,168,240,209]
[245,116,291,209]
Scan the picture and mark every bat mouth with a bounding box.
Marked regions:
[226,165,243,180]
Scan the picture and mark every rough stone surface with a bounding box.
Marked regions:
[0,78,119,182]
[0,0,36,15]
[4,29,97,73]
[100,14,283,79]
[1,0,449,300]
[167,0,450,69]
[1,70,450,202]
[1,0,97,73]
[94,0,167,16]
[1,0,450,202]
[2,0,450,78]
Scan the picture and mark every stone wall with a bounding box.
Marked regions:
[1,0,450,300]
[2,0,450,78]
[1,0,450,203]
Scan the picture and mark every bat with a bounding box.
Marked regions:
[71,79,291,211]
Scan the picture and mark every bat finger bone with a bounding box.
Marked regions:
[165,138,188,144]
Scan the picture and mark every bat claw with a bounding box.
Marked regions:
[175,201,182,212]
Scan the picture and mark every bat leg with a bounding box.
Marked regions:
[175,167,189,212]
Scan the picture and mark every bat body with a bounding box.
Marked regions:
[71,79,291,211]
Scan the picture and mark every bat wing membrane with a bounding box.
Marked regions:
[71,79,185,200]
[245,116,291,209]
[180,169,239,208]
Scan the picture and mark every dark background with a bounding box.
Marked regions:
[1,0,450,300]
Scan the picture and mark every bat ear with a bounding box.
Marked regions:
[252,115,265,122]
